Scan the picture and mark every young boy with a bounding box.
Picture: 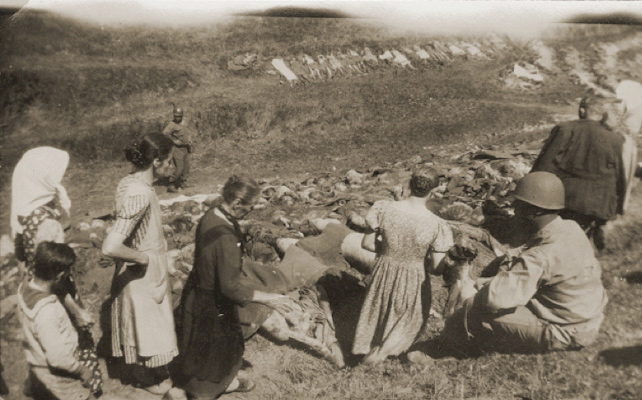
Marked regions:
[17,241,95,400]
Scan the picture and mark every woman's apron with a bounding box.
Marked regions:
[111,187,178,366]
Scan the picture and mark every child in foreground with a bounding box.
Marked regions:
[18,241,101,400]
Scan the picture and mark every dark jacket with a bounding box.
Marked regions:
[531,120,625,220]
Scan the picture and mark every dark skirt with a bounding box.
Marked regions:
[180,283,244,388]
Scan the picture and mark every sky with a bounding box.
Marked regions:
[4,0,642,38]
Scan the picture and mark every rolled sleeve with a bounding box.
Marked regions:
[35,303,81,374]
[365,201,384,231]
[480,255,544,313]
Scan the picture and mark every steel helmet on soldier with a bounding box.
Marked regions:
[173,107,183,117]
[513,171,565,210]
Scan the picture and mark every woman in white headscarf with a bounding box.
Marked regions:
[11,146,93,327]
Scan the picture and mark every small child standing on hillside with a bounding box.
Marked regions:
[17,242,102,400]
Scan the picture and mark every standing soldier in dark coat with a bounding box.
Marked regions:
[163,104,193,192]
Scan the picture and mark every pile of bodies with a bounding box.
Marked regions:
[156,143,539,361]
[228,39,500,85]
[504,32,642,95]
[225,31,642,113]
[0,142,541,369]
[223,32,642,113]
[3,142,539,367]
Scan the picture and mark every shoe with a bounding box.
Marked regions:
[23,376,33,397]
[167,186,179,193]
[224,378,255,394]
[406,351,434,365]
[162,387,188,400]
[362,347,387,365]
[140,379,172,395]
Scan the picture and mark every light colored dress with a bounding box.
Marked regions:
[110,174,178,367]
[352,200,453,357]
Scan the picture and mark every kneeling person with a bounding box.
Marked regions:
[445,172,607,353]
[18,242,96,400]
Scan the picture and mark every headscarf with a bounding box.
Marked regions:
[10,147,70,238]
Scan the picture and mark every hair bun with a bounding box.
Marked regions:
[124,141,145,167]
[123,134,174,169]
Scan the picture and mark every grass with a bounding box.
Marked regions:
[1,10,641,400]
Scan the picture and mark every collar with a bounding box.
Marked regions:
[128,172,153,188]
[527,216,564,247]
[18,282,57,317]
[214,206,233,226]
[215,206,248,256]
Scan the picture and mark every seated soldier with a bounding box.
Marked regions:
[443,172,607,354]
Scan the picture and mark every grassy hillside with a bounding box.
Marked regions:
[0,11,574,168]
[4,9,625,232]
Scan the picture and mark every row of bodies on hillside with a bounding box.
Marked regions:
[229,41,494,84]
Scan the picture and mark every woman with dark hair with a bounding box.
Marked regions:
[174,175,294,400]
[352,166,454,364]
[102,133,178,395]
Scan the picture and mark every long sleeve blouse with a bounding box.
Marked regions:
[192,210,265,306]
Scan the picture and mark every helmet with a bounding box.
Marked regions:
[513,171,565,210]
[173,107,183,117]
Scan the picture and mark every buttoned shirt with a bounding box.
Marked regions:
[476,217,607,325]
[162,121,192,148]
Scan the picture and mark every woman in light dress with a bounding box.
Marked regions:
[353,167,454,364]
[102,133,178,395]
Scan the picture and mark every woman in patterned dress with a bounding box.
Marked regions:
[352,167,454,364]
[102,133,178,395]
